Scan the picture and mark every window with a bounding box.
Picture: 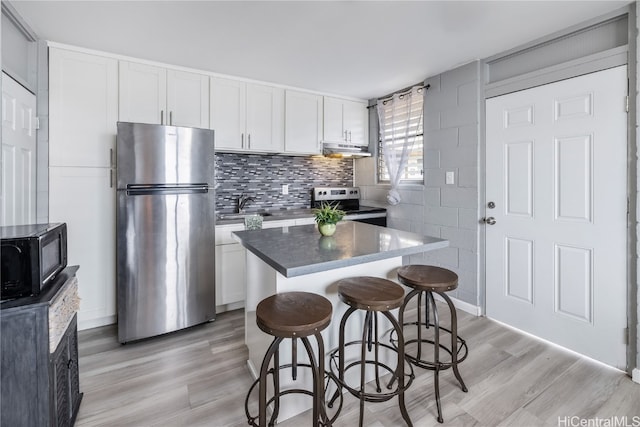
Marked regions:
[377,88,424,183]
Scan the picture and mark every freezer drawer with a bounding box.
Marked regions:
[116,122,214,188]
[117,190,215,342]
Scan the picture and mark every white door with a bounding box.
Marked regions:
[1,72,36,226]
[485,66,628,369]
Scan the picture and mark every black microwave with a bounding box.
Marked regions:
[1,223,68,300]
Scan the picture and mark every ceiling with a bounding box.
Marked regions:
[10,0,631,100]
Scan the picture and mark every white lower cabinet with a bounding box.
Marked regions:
[215,243,246,307]
[215,223,246,311]
[215,218,309,311]
[49,167,116,330]
[295,217,316,226]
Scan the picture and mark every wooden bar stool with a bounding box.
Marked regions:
[328,277,414,427]
[244,292,333,427]
[393,265,468,424]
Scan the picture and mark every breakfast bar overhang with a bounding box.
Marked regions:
[233,221,449,421]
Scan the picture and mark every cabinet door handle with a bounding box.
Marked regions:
[110,148,114,168]
[169,111,173,126]
[241,133,244,149]
[344,130,347,141]
[160,110,164,125]
[348,130,352,142]
[248,134,251,149]
[110,169,114,188]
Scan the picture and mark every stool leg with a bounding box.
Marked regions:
[271,346,280,425]
[259,337,283,427]
[301,337,321,427]
[329,306,357,408]
[359,311,373,427]
[417,291,423,360]
[313,331,330,426]
[439,291,468,393]
[382,310,413,427]
[388,288,419,390]
[292,337,298,380]
[373,312,382,393]
[427,292,443,423]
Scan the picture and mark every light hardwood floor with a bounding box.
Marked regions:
[76,307,640,426]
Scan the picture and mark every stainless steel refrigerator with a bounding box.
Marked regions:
[116,122,215,343]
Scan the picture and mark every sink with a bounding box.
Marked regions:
[217,212,272,221]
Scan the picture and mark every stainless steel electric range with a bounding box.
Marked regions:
[312,187,387,227]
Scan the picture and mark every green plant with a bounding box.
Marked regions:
[313,202,345,225]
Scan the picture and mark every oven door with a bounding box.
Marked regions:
[345,212,387,227]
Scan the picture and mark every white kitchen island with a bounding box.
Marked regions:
[233,221,448,421]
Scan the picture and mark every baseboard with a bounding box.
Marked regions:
[431,293,482,316]
[247,359,258,380]
[78,314,116,331]
[633,368,640,384]
[216,301,244,314]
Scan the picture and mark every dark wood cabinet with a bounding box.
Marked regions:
[52,315,81,427]
[1,267,83,426]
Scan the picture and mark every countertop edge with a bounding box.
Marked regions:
[234,231,450,278]
[283,239,449,277]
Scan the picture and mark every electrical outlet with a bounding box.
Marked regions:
[445,171,455,185]
[282,184,289,195]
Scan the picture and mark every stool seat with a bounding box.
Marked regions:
[257,292,332,338]
[337,277,405,311]
[397,265,458,292]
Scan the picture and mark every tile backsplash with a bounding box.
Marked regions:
[215,153,353,213]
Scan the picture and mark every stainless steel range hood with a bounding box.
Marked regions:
[322,142,371,158]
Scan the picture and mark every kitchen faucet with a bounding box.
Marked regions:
[237,194,255,213]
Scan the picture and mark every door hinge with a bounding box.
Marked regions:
[625,96,629,113]
[35,117,40,130]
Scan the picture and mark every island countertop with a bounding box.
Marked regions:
[233,221,448,278]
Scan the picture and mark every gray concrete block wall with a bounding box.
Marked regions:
[416,60,481,306]
[355,60,482,307]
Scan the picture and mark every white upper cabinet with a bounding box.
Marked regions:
[49,48,118,167]
[210,77,246,151]
[342,99,368,147]
[284,90,323,155]
[119,61,209,128]
[166,69,210,128]
[246,83,284,152]
[210,77,284,153]
[323,96,368,146]
[118,62,166,125]
[323,97,346,143]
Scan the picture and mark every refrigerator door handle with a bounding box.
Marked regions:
[125,183,209,195]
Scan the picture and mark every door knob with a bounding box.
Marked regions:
[482,217,496,225]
